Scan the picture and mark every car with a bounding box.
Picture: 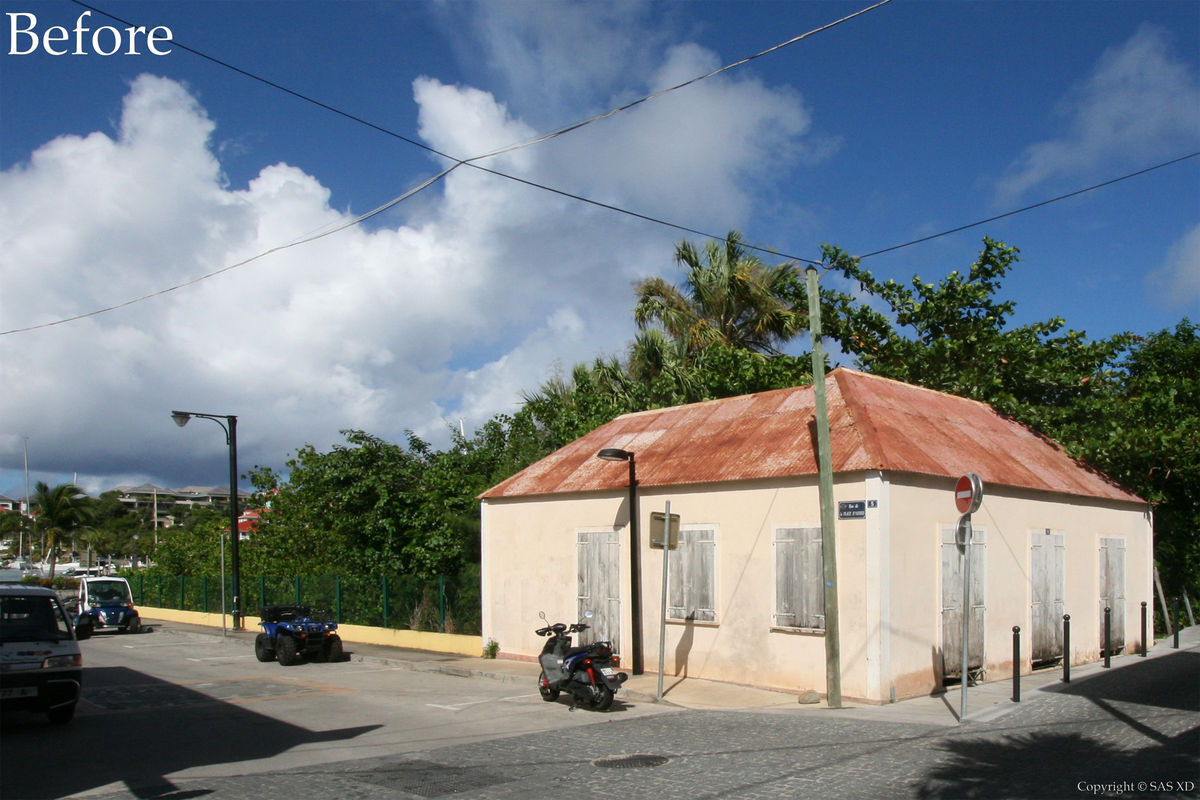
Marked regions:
[74,576,141,636]
[0,584,83,723]
[255,605,343,666]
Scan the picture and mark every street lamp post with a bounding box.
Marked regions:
[596,447,643,675]
[172,410,242,630]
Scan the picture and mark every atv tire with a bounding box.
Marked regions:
[276,634,300,666]
[255,633,276,662]
[324,635,344,663]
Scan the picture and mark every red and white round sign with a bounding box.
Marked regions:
[955,473,983,514]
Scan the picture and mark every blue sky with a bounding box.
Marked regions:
[1,0,1197,499]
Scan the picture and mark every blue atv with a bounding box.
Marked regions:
[254,605,343,666]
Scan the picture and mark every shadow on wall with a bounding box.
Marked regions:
[670,617,696,688]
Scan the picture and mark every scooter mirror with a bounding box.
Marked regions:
[584,610,594,619]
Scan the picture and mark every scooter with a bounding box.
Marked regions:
[535,612,628,710]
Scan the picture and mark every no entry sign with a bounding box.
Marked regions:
[955,473,983,514]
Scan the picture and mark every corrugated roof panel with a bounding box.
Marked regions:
[479,368,1142,504]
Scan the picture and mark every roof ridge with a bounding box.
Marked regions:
[831,370,887,468]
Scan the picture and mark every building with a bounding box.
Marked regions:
[478,368,1152,703]
[111,484,252,528]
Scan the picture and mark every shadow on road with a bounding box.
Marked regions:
[1,665,381,799]
[914,651,1200,799]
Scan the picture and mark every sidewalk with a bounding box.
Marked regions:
[144,616,1200,726]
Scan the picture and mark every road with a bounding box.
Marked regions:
[1,625,1196,800]
[0,626,670,799]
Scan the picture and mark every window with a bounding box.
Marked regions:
[775,526,824,630]
[667,527,716,622]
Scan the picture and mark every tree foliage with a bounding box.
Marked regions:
[32,482,94,579]
[147,233,1195,603]
[828,240,1197,598]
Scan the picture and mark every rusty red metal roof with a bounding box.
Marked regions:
[480,368,1143,504]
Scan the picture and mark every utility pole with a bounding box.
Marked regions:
[806,266,842,708]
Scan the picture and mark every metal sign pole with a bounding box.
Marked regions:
[657,500,671,701]
[960,514,972,721]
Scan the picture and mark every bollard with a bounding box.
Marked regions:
[1141,601,1148,657]
[1012,626,1021,702]
[1062,614,1071,683]
[1104,607,1111,668]
[1174,597,1180,649]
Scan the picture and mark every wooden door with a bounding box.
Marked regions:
[577,530,620,649]
[1099,537,1126,654]
[941,523,986,679]
[1030,531,1065,663]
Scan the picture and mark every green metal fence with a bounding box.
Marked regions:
[126,571,481,635]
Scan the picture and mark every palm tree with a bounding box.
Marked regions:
[32,482,94,580]
[633,231,803,357]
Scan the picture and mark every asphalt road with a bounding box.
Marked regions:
[2,625,1196,800]
[0,625,671,800]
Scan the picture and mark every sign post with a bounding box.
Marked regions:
[653,502,679,700]
[955,472,983,722]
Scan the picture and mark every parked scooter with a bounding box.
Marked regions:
[535,611,628,710]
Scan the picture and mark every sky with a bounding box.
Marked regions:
[1,0,1197,500]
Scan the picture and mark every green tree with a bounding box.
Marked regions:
[1058,320,1200,601]
[633,230,803,357]
[248,430,487,579]
[151,507,227,576]
[828,239,1196,601]
[826,239,1132,429]
[32,482,94,579]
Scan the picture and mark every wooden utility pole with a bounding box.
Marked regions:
[806,266,842,708]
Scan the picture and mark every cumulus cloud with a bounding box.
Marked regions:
[995,24,1200,205]
[1146,223,1200,310]
[0,15,820,492]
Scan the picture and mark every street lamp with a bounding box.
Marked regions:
[172,410,242,630]
[596,447,643,675]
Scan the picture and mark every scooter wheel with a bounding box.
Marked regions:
[590,685,614,711]
[538,671,560,702]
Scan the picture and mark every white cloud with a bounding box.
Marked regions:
[995,24,1200,205]
[1146,223,1200,311]
[0,10,821,492]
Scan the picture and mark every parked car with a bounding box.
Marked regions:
[0,584,83,723]
[74,576,141,636]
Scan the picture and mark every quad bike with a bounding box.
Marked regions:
[254,605,343,666]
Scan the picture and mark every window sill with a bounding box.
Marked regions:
[666,618,719,628]
[770,626,825,636]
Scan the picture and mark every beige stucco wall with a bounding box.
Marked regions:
[481,472,1151,703]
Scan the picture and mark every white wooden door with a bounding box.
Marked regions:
[577,531,620,649]
[941,524,986,679]
[1099,537,1126,654]
[1030,531,1065,663]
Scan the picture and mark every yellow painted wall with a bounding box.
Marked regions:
[140,606,483,657]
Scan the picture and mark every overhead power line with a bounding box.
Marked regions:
[6,2,1194,334]
[8,0,889,336]
[855,151,1200,260]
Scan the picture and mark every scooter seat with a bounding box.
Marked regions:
[566,646,591,657]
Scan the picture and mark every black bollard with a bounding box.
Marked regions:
[1104,607,1112,668]
[1012,626,1021,702]
[1174,597,1180,649]
[1141,601,1148,657]
[1063,614,1071,683]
